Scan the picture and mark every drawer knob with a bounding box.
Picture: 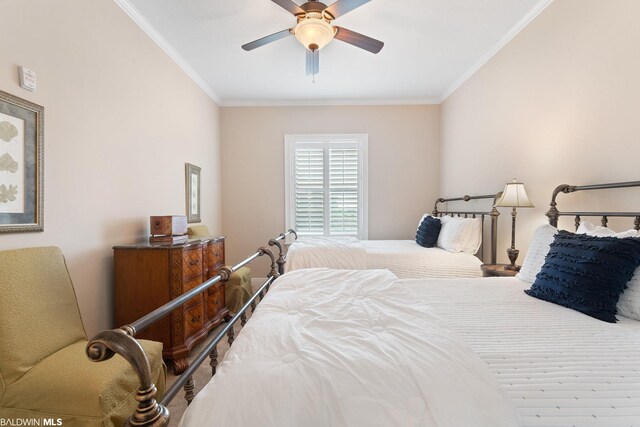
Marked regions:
[189,259,200,266]
[191,314,201,323]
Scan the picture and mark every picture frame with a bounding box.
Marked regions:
[0,90,44,233]
[185,163,201,224]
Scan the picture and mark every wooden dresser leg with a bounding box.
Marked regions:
[173,357,189,375]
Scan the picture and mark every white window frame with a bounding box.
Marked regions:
[284,134,368,239]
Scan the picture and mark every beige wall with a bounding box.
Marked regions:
[221,105,440,268]
[0,0,221,335]
[441,0,640,263]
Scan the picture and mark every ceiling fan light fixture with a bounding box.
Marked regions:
[294,17,335,51]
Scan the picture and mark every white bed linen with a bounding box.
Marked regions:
[362,240,482,278]
[180,269,521,427]
[286,238,482,278]
[401,277,640,427]
[285,236,367,272]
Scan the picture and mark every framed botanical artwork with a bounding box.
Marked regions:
[185,163,201,223]
[0,90,44,233]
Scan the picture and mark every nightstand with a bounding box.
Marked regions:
[481,263,519,277]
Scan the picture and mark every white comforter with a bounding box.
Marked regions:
[285,236,367,271]
[181,269,521,427]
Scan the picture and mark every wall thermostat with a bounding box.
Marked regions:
[19,66,37,91]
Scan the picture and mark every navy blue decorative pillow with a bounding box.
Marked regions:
[416,216,441,248]
[525,230,640,322]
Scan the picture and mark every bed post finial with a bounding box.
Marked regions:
[269,239,286,275]
[271,229,297,274]
[432,197,446,216]
[259,247,280,281]
[547,184,575,227]
[86,329,169,427]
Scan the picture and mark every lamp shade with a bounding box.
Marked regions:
[294,16,335,51]
[496,179,534,208]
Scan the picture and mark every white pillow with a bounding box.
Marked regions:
[516,224,557,283]
[436,215,482,254]
[577,221,640,320]
[577,220,640,238]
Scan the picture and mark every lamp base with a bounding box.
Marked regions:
[506,248,520,271]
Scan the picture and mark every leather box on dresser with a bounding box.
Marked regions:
[114,236,228,374]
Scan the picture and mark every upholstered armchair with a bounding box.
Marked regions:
[0,247,166,426]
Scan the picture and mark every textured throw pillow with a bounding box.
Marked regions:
[415,216,442,248]
[436,216,482,254]
[577,221,640,320]
[515,224,557,283]
[525,230,640,322]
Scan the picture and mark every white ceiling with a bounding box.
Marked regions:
[121,0,551,105]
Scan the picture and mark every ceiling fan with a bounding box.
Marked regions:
[241,0,384,76]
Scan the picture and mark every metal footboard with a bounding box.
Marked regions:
[86,231,296,427]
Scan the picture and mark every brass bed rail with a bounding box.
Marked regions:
[546,181,640,230]
[86,232,293,427]
[432,192,503,264]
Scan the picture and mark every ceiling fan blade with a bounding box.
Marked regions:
[271,0,305,15]
[325,0,371,19]
[242,29,293,51]
[306,49,319,75]
[334,26,384,53]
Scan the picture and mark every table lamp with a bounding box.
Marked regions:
[496,178,534,270]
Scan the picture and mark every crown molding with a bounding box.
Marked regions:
[113,0,221,105]
[220,97,441,107]
[440,0,554,102]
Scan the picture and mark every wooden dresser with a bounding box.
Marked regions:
[114,236,229,374]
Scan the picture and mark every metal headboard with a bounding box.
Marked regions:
[546,181,640,230]
[432,192,503,264]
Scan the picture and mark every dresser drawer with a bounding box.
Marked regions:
[206,283,226,320]
[182,247,203,279]
[183,302,204,338]
[207,242,224,269]
[183,277,204,309]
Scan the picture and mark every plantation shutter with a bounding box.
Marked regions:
[329,147,359,235]
[294,147,324,235]
[286,135,367,239]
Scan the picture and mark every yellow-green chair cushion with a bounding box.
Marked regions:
[0,247,86,390]
[225,267,253,313]
[0,339,166,427]
[187,225,210,237]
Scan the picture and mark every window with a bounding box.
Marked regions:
[285,134,368,239]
